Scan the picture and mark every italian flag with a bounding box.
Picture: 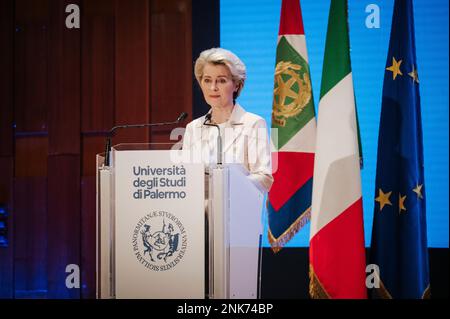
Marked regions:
[268,0,316,252]
[309,0,367,298]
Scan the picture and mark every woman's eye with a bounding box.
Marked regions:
[203,79,211,83]
[219,79,227,84]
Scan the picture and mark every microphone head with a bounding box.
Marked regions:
[205,113,212,121]
[177,112,188,123]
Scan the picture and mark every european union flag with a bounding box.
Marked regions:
[369,0,430,299]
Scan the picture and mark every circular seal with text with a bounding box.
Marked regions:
[132,211,187,271]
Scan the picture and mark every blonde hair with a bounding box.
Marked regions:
[194,48,246,99]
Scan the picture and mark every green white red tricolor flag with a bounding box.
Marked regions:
[268,0,316,253]
[309,0,367,298]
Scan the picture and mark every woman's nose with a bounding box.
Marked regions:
[210,81,218,90]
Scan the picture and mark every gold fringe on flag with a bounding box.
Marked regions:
[309,265,330,299]
[368,271,392,299]
[371,280,393,299]
[422,285,431,299]
[372,275,431,299]
[268,207,311,253]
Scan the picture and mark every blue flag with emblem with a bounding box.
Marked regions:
[369,0,430,299]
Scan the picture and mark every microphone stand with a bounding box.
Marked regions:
[104,112,188,167]
[203,113,222,165]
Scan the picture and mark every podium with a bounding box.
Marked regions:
[96,144,264,299]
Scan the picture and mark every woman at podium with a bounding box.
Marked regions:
[182,48,273,193]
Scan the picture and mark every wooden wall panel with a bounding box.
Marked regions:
[114,0,150,145]
[14,22,48,133]
[13,177,47,298]
[45,0,82,296]
[4,0,197,299]
[82,136,105,177]
[0,158,14,298]
[47,155,80,298]
[15,137,48,177]
[81,0,115,133]
[47,0,81,155]
[14,0,49,133]
[15,0,49,24]
[13,131,48,297]
[81,175,96,299]
[192,0,220,119]
[0,0,14,297]
[0,0,14,157]
[81,2,115,294]
[150,0,192,145]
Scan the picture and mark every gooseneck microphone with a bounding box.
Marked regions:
[104,112,188,167]
[203,113,223,165]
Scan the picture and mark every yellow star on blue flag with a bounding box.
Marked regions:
[369,0,430,299]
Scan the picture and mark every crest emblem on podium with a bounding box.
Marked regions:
[132,211,187,271]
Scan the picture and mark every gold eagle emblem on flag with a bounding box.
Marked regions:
[272,61,312,127]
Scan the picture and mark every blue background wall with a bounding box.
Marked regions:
[221,0,449,248]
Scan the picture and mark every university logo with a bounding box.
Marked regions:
[132,211,187,271]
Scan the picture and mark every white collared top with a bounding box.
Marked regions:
[182,103,274,193]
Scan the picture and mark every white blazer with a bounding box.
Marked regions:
[182,103,273,192]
